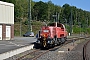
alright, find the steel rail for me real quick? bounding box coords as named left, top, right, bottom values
left=83, top=39, right=90, bottom=60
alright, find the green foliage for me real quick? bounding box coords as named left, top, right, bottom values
left=86, top=28, right=90, bottom=34
left=14, top=21, right=43, bottom=36
left=1, top=0, right=90, bottom=35
left=73, top=26, right=81, bottom=33
left=23, top=20, right=28, bottom=25
left=14, top=30, right=20, bottom=36
left=1, top=0, right=90, bottom=27
left=33, top=1, right=48, bottom=20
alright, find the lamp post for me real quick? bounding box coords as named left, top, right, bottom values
left=28, top=0, right=31, bottom=32
left=70, top=7, right=73, bottom=36
left=65, top=18, right=67, bottom=30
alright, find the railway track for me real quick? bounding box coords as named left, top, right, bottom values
left=83, top=38, right=90, bottom=60
left=6, top=36, right=90, bottom=60
left=16, top=49, right=48, bottom=60
left=15, top=38, right=74, bottom=60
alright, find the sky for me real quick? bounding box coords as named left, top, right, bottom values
left=33, top=0, right=90, bottom=11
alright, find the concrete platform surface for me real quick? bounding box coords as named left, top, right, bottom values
left=0, top=37, right=37, bottom=60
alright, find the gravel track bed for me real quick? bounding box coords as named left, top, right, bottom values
left=86, top=40, right=90, bottom=60
left=37, top=39, right=89, bottom=60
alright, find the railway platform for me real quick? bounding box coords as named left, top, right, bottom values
left=0, top=37, right=37, bottom=60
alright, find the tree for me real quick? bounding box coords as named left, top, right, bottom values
left=33, top=1, right=48, bottom=21
left=0, top=0, right=90, bottom=27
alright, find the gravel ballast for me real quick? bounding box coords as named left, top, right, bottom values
left=37, top=39, right=89, bottom=60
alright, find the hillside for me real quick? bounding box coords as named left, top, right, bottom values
left=14, top=21, right=43, bottom=36
left=14, top=20, right=90, bottom=37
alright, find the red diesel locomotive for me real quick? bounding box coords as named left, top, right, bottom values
left=35, top=22, right=68, bottom=48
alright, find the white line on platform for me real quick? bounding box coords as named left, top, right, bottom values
left=8, top=41, right=24, bottom=46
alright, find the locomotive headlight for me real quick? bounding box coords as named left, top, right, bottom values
left=48, top=40, right=50, bottom=43
left=43, top=34, right=46, bottom=37
left=48, top=40, right=53, bottom=44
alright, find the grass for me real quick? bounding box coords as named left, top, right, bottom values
left=66, top=25, right=90, bottom=35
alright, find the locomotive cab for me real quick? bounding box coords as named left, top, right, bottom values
left=36, top=26, right=54, bottom=48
